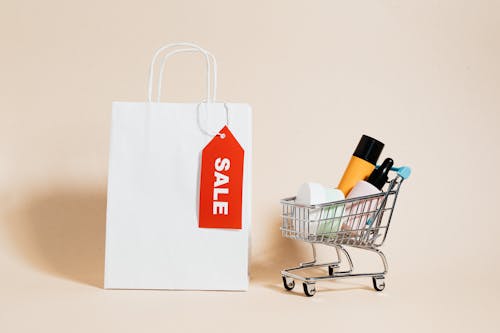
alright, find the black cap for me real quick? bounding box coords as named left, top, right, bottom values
left=353, top=135, right=384, bottom=165
left=367, top=158, right=394, bottom=190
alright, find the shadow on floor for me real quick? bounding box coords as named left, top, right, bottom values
left=249, top=218, right=377, bottom=294
left=6, top=187, right=107, bottom=288
left=6, top=191, right=376, bottom=293
left=249, top=216, right=315, bottom=291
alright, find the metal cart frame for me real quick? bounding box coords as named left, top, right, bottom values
left=280, top=166, right=410, bottom=296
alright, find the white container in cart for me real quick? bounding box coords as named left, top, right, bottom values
left=280, top=166, right=411, bottom=297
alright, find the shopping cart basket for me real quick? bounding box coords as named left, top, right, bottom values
left=280, top=166, right=411, bottom=296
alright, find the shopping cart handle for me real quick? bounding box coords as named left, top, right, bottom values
left=375, top=165, right=411, bottom=180
left=366, top=165, right=411, bottom=227
left=391, top=166, right=411, bottom=179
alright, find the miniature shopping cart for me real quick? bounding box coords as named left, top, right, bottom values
left=280, top=166, right=411, bottom=296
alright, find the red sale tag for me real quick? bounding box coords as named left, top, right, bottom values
left=199, top=126, right=244, bottom=229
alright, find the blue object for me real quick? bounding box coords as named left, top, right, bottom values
left=375, top=165, right=412, bottom=180
left=391, top=166, right=412, bottom=179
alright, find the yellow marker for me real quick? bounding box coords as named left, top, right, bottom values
left=337, top=135, right=384, bottom=196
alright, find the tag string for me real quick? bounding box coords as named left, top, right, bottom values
left=197, top=102, right=229, bottom=138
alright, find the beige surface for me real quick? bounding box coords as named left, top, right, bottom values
left=1, top=0, right=499, bottom=332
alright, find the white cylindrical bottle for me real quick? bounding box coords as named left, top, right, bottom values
left=344, top=181, right=381, bottom=230
left=342, top=158, right=393, bottom=231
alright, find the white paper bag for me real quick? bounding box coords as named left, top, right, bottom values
left=104, top=43, right=252, bottom=290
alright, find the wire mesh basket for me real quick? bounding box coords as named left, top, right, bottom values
left=280, top=166, right=411, bottom=296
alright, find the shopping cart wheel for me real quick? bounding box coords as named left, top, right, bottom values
left=282, top=276, right=295, bottom=291
left=303, top=283, right=316, bottom=297
left=372, top=276, right=385, bottom=291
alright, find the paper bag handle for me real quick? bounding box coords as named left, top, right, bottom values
left=156, top=48, right=217, bottom=103
left=147, top=42, right=217, bottom=103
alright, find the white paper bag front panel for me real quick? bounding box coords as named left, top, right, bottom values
left=105, top=102, right=252, bottom=290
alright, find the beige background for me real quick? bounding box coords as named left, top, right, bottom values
left=1, top=0, right=499, bottom=332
